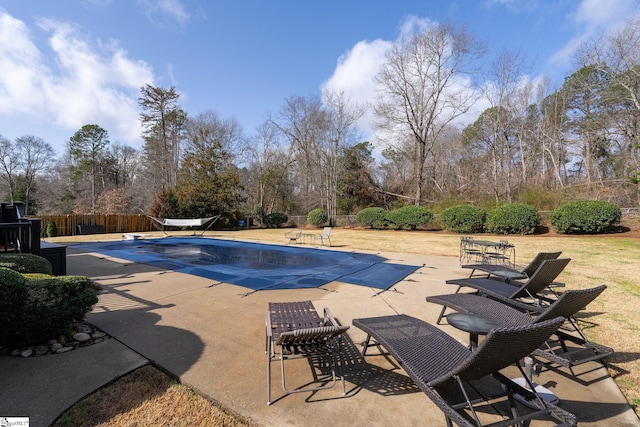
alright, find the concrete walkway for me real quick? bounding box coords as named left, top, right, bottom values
left=1, top=241, right=639, bottom=426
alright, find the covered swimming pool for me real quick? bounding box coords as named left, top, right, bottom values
left=75, top=237, right=420, bottom=292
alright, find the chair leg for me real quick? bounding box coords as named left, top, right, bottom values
left=267, top=351, right=272, bottom=405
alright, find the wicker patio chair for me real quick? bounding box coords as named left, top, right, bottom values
left=266, top=300, right=349, bottom=404
left=353, top=314, right=576, bottom=427
left=437, top=258, right=571, bottom=324
left=427, top=285, right=613, bottom=371
left=462, top=251, right=562, bottom=282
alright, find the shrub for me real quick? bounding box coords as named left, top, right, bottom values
left=550, top=200, right=621, bottom=234
left=485, top=203, right=540, bottom=235
left=0, top=253, right=52, bottom=275
left=385, top=205, right=434, bottom=230
left=262, top=212, right=288, bottom=228
left=0, top=268, right=28, bottom=343
left=46, top=219, right=58, bottom=237
left=307, top=208, right=328, bottom=226
left=19, top=275, right=99, bottom=345
left=440, top=205, right=486, bottom=233
left=355, top=207, right=388, bottom=229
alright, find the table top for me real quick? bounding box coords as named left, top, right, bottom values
left=464, top=239, right=513, bottom=248
left=447, top=312, right=502, bottom=335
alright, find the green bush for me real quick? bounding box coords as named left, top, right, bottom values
left=21, top=276, right=98, bottom=344
left=46, top=219, right=58, bottom=237
left=355, top=207, right=388, bottom=229
left=440, top=205, right=486, bottom=233
left=385, top=205, right=434, bottom=230
left=0, top=268, right=28, bottom=343
left=0, top=253, right=52, bottom=275
left=307, top=208, right=328, bottom=226
left=0, top=265, right=99, bottom=345
left=485, top=203, right=540, bottom=235
left=262, top=212, right=288, bottom=228
left=550, top=200, right=621, bottom=234
left=19, top=275, right=99, bottom=345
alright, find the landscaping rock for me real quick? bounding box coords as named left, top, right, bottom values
left=73, top=332, right=91, bottom=342
left=3, top=322, right=110, bottom=358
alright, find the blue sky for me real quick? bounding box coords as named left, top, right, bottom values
left=1, top=0, right=639, bottom=155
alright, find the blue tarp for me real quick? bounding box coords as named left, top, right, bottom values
left=75, top=237, right=420, bottom=292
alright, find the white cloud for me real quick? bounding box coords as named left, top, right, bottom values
left=321, top=39, right=391, bottom=139
left=0, top=10, right=154, bottom=147
left=137, top=0, right=190, bottom=28
left=0, top=12, right=48, bottom=115
left=549, top=0, right=639, bottom=68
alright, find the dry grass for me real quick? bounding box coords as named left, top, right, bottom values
left=54, top=365, right=257, bottom=427
left=49, top=221, right=640, bottom=422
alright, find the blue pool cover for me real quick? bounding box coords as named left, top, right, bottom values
left=75, top=237, right=420, bottom=292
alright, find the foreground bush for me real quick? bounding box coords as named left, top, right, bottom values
left=0, top=253, right=52, bottom=275
left=0, top=252, right=99, bottom=345
left=550, top=200, right=621, bottom=234
left=440, top=205, right=486, bottom=233
left=0, top=268, right=28, bottom=343
left=18, top=275, right=99, bottom=345
left=355, top=207, right=388, bottom=229
left=485, top=203, right=540, bottom=235
left=307, top=208, right=328, bottom=226
left=385, top=205, right=434, bottom=230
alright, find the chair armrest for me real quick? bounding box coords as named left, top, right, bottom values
left=266, top=310, right=273, bottom=338
left=323, top=307, right=340, bottom=327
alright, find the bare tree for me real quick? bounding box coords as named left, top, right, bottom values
left=0, top=135, right=20, bottom=203
left=245, top=121, right=296, bottom=217
left=15, top=135, right=55, bottom=213
left=579, top=18, right=640, bottom=189
left=321, top=89, right=366, bottom=223
left=273, top=95, right=327, bottom=213
left=374, top=20, right=486, bottom=204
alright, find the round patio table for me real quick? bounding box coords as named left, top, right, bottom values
left=446, top=312, right=501, bottom=350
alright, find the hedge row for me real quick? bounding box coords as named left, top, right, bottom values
left=355, top=206, right=434, bottom=230
left=440, top=200, right=622, bottom=234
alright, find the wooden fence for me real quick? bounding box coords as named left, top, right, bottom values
left=33, top=214, right=155, bottom=236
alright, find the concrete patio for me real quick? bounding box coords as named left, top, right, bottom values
left=2, top=237, right=638, bottom=426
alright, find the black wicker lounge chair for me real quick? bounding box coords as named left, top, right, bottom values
left=427, top=285, right=613, bottom=370
left=266, top=301, right=349, bottom=404
left=439, top=258, right=571, bottom=323
left=353, top=314, right=576, bottom=427
left=462, top=251, right=562, bottom=282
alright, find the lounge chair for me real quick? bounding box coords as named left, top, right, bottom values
left=440, top=258, right=571, bottom=321
left=462, top=251, right=562, bottom=282
left=427, top=285, right=613, bottom=369
left=316, top=226, right=332, bottom=246
left=353, top=314, right=576, bottom=427
left=266, top=300, right=349, bottom=404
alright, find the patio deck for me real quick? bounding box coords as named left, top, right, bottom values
left=14, top=238, right=639, bottom=426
